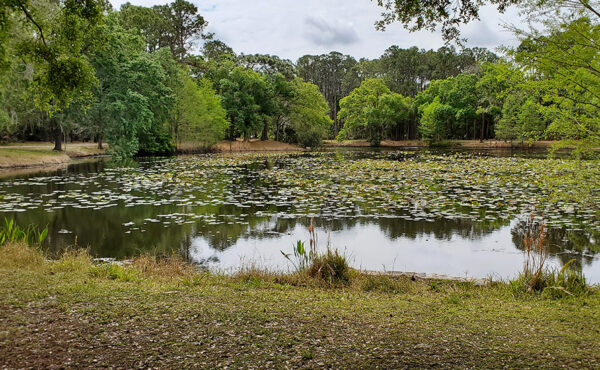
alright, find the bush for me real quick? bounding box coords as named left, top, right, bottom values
left=307, top=249, right=351, bottom=285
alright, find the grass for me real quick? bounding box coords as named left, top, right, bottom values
left=1, top=242, right=600, bottom=367
left=0, top=143, right=105, bottom=169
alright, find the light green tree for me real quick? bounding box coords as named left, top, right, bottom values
left=174, top=76, right=229, bottom=149
left=338, top=78, right=410, bottom=146
left=287, top=78, right=332, bottom=148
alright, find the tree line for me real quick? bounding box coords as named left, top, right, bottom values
left=1, top=0, right=598, bottom=158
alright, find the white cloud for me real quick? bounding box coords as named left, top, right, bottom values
left=304, top=16, right=359, bottom=47
left=109, top=0, right=525, bottom=61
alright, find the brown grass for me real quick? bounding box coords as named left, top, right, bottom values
left=0, top=143, right=106, bottom=169
left=213, top=139, right=303, bottom=152
left=0, top=242, right=45, bottom=269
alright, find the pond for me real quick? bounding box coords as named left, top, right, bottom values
left=1, top=149, right=599, bottom=282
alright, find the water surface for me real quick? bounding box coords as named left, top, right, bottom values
left=1, top=149, right=598, bottom=282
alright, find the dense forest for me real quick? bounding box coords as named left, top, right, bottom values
left=0, top=0, right=598, bottom=157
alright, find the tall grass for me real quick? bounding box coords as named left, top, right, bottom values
left=281, top=218, right=351, bottom=285
left=0, top=218, right=48, bottom=247
left=513, top=212, right=589, bottom=297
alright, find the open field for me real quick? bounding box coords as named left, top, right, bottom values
left=0, top=243, right=599, bottom=368
left=0, top=143, right=106, bottom=169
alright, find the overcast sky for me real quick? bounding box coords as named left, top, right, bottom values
left=108, top=0, right=523, bottom=62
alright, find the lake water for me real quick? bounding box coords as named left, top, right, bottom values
left=1, top=149, right=599, bottom=282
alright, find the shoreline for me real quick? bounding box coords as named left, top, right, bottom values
left=1, top=242, right=598, bottom=368
left=0, top=143, right=107, bottom=171
left=0, top=139, right=590, bottom=173
left=323, top=139, right=577, bottom=150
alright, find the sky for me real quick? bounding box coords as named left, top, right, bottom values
left=108, top=0, right=523, bottom=62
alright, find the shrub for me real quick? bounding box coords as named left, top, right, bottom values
left=307, top=249, right=351, bottom=285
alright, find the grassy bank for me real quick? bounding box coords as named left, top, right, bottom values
left=1, top=243, right=599, bottom=368
left=0, top=143, right=106, bottom=169
left=213, top=139, right=303, bottom=152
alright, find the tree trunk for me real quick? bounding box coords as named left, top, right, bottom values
left=480, top=114, right=485, bottom=143
left=97, top=134, right=103, bottom=150
left=261, top=120, right=268, bottom=141
left=333, top=103, right=338, bottom=135
left=52, top=118, right=62, bottom=151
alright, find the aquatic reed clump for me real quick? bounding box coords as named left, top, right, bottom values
left=0, top=218, right=47, bottom=247
left=513, top=212, right=589, bottom=297
left=281, top=218, right=351, bottom=285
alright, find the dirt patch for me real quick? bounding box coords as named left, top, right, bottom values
left=213, top=139, right=303, bottom=152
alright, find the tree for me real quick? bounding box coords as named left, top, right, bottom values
left=202, top=40, right=235, bottom=61
left=415, top=73, right=481, bottom=140
left=338, top=78, right=410, bottom=146
left=514, top=17, right=600, bottom=148
left=82, top=19, right=175, bottom=159
left=286, top=78, right=332, bottom=147
left=476, top=62, right=519, bottom=141
left=157, top=0, right=209, bottom=62
left=174, top=76, right=229, bottom=149
left=119, top=0, right=209, bottom=62
left=3, top=0, right=105, bottom=150
left=419, top=98, right=454, bottom=142
left=373, top=0, right=519, bottom=42
left=373, top=0, right=599, bottom=42
left=495, top=94, right=545, bottom=142
left=218, top=67, right=270, bottom=141
left=297, top=52, right=358, bottom=135
left=238, top=54, right=296, bottom=79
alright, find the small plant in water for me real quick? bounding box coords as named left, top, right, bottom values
left=514, top=212, right=589, bottom=297
left=281, top=218, right=317, bottom=271
left=281, top=218, right=351, bottom=285
left=521, top=212, right=548, bottom=291
left=0, top=218, right=48, bottom=247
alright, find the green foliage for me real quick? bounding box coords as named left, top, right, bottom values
left=286, top=78, right=332, bottom=147
left=496, top=95, right=545, bottom=141
left=119, top=0, right=209, bottom=61
left=218, top=66, right=271, bottom=140
left=338, top=78, right=410, bottom=146
left=0, top=218, right=48, bottom=247
left=418, top=98, right=452, bottom=142
left=281, top=240, right=313, bottom=271
left=10, top=0, right=104, bottom=113
left=174, top=76, right=229, bottom=148
left=374, top=0, right=517, bottom=42
left=83, top=20, right=175, bottom=159
left=308, top=249, right=351, bottom=285
left=514, top=17, right=600, bottom=151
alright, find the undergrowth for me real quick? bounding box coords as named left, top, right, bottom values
left=511, top=212, right=590, bottom=298
left=0, top=240, right=595, bottom=300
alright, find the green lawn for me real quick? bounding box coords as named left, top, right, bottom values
left=0, top=244, right=599, bottom=368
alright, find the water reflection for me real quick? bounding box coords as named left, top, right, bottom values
left=0, top=150, right=598, bottom=282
